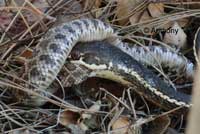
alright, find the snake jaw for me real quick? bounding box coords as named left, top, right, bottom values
left=71, top=57, right=108, bottom=70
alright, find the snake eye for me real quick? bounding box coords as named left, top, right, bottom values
left=82, top=54, right=100, bottom=65
left=70, top=51, right=81, bottom=60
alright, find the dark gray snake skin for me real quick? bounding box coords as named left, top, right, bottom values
left=23, top=18, right=192, bottom=108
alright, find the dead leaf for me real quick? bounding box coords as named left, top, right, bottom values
left=20, top=48, right=33, bottom=58
left=79, top=101, right=101, bottom=131
left=53, top=0, right=83, bottom=26
left=8, top=0, right=49, bottom=22
left=15, top=48, right=33, bottom=65
left=116, top=0, right=144, bottom=25
left=176, top=18, right=189, bottom=27
left=59, top=109, right=80, bottom=126
left=129, top=11, right=143, bottom=24
left=82, top=0, right=101, bottom=9
left=139, top=10, right=152, bottom=22
left=161, top=18, right=189, bottom=31
left=163, top=22, right=187, bottom=49
left=139, top=11, right=154, bottom=35
left=81, top=100, right=101, bottom=119
left=112, top=117, right=130, bottom=134
left=148, top=3, right=164, bottom=18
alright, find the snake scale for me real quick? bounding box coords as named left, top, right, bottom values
left=23, top=18, right=192, bottom=109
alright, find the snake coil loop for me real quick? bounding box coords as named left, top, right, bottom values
left=23, top=19, right=192, bottom=109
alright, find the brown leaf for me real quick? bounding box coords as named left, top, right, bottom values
left=15, top=48, right=33, bottom=65
left=148, top=3, right=164, bottom=18
left=111, top=117, right=142, bottom=134
left=116, top=0, right=144, bottom=25
left=8, top=0, right=49, bottom=22
left=129, top=11, right=143, bottom=24
left=139, top=11, right=153, bottom=35
left=19, top=48, right=33, bottom=58
left=81, top=0, right=102, bottom=18
left=53, top=0, right=83, bottom=26
left=160, top=17, right=189, bottom=31
left=163, top=22, right=187, bottom=48
left=139, top=10, right=152, bottom=22
left=94, top=0, right=102, bottom=8
left=83, top=0, right=101, bottom=9
left=79, top=101, right=101, bottom=131
left=59, top=109, right=80, bottom=126
left=81, top=100, right=101, bottom=121
left=112, top=117, right=130, bottom=134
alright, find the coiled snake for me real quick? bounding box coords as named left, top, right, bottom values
left=23, top=19, right=193, bottom=109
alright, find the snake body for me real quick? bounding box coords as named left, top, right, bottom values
left=24, top=19, right=192, bottom=108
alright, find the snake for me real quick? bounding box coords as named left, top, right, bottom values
left=22, top=18, right=193, bottom=109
